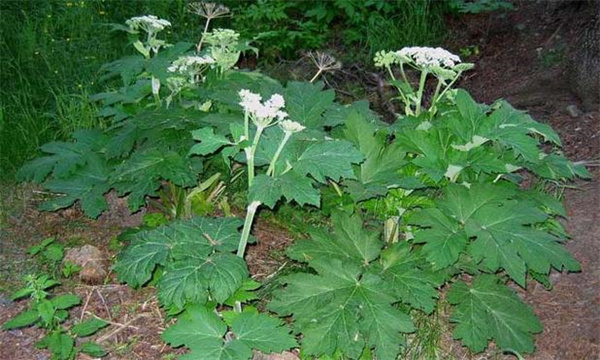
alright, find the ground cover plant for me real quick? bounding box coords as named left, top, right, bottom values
left=4, top=2, right=592, bottom=360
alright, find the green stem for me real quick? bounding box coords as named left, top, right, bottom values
left=428, top=78, right=444, bottom=115
left=415, top=70, right=428, bottom=116
left=386, top=65, right=411, bottom=115
left=237, top=201, right=261, bottom=258
left=246, top=125, right=264, bottom=187
left=436, top=71, right=462, bottom=103
left=266, top=132, right=291, bottom=176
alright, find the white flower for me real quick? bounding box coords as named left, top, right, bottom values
left=168, top=55, right=215, bottom=82
left=397, top=47, right=461, bottom=69
left=279, top=120, right=305, bottom=134
left=126, top=15, right=171, bottom=34
left=238, top=90, right=288, bottom=127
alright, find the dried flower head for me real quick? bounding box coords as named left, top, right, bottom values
left=308, top=51, right=342, bottom=73
left=126, top=15, right=171, bottom=34
left=188, top=2, right=230, bottom=20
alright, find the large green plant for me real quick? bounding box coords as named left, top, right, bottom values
left=16, top=7, right=589, bottom=360
left=269, top=47, right=589, bottom=358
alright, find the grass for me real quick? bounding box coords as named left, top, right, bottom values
left=0, top=0, right=200, bottom=180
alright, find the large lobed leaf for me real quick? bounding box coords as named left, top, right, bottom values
left=113, top=217, right=249, bottom=308
left=448, top=275, right=542, bottom=353
left=269, top=212, right=442, bottom=359
left=410, top=183, right=580, bottom=287
left=162, top=305, right=296, bottom=360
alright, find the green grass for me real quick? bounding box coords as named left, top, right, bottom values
left=0, top=0, right=201, bottom=180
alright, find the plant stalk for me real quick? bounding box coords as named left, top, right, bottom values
left=266, top=132, right=291, bottom=176
left=237, top=201, right=261, bottom=258
left=415, top=70, right=428, bottom=115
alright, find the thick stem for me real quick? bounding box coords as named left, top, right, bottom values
left=415, top=70, right=429, bottom=116
left=428, top=78, right=444, bottom=115
left=266, top=132, right=291, bottom=176
left=237, top=201, right=261, bottom=258
left=246, top=125, right=264, bottom=187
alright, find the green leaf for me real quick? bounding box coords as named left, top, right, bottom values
left=79, top=341, right=108, bottom=357
left=10, top=287, right=33, bottom=301
left=410, top=183, right=579, bottom=286
left=2, top=310, right=40, bottom=330
left=162, top=305, right=226, bottom=350
left=190, top=128, right=233, bottom=156
left=39, top=155, right=111, bottom=218
left=36, top=331, right=75, bottom=360
left=232, top=311, right=297, bottom=353
left=163, top=305, right=292, bottom=360
left=224, top=280, right=261, bottom=307
left=51, top=294, right=81, bottom=310
left=38, top=299, right=56, bottom=325
left=248, top=172, right=320, bottom=208
left=43, top=243, right=64, bottom=261
left=410, top=208, right=469, bottom=269
left=448, top=275, right=542, bottom=353
left=17, top=130, right=108, bottom=183
left=284, top=81, right=335, bottom=129
left=112, top=149, right=197, bottom=212
left=270, top=212, right=415, bottom=359
left=289, top=212, right=382, bottom=265
left=270, top=259, right=414, bottom=360
left=114, top=217, right=248, bottom=307
left=342, top=111, right=409, bottom=201
left=158, top=253, right=248, bottom=308
left=378, top=243, right=444, bottom=314
left=293, top=140, right=363, bottom=183
left=71, top=318, right=109, bottom=337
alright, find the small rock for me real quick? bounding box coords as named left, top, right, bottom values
left=566, top=104, right=582, bottom=118
left=63, top=245, right=108, bottom=284
left=252, top=351, right=300, bottom=360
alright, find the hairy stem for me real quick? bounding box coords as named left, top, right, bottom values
left=415, top=70, right=428, bottom=116
left=246, top=125, right=264, bottom=187
left=237, top=201, right=261, bottom=258
left=267, top=132, right=291, bottom=176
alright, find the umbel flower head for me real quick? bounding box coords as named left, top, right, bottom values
left=279, top=120, right=306, bottom=134
left=239, top=90, right=288, bottom=128
left=168, top=55, right=215, bottom=83
left=398, top=47, right=461, bottom=68
left=187, top=2, right=230, bottom=20
left=374, top=46, right=462, bottom=70
left=126, top=15, right=171, bottom=34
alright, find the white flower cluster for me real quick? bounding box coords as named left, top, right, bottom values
left=374, top=47, right=462, bottom=69
left=279, top=120, right=305, bottom=134
left=397, top=47, right=461, bottom=68
left=126, top=15, right=171, bottom=34
left=239, top=90, right=288, bottom=128
left=168, top=55, right=215, bottom=74
left=204, top=28, right=240, bottom=48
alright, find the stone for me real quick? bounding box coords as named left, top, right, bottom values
left=566, top=104, right=582, bottom=118
left=252, top=351, right=300, bottom=360
left=63, top=245, right=108, bottom=284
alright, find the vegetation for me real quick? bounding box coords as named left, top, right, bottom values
left=2, top=1, right=589, bottom=360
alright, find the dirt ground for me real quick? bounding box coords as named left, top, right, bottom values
left=1, top=1, right=598, bottom=359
